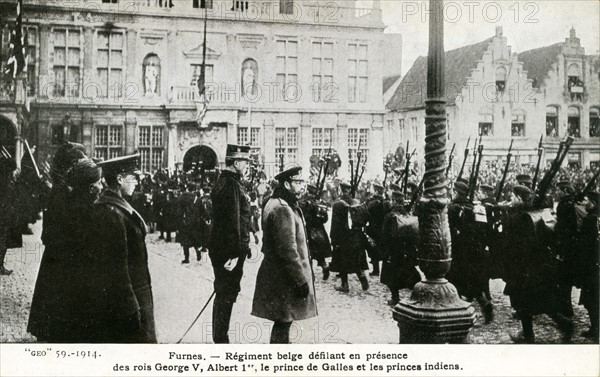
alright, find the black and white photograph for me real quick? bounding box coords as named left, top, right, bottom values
left=0, top=0, right=598, bottom=375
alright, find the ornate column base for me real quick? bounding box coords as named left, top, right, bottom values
left=393, top=279, right=475, bottom=344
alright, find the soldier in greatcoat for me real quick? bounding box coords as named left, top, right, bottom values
left=209, top=144, right=252, bottom=343
left=252, top=167, right=317, bottom=343
left=577, top=191, right=599, bottom=340
left=0, top=156, right=18, bottom=275
left=364, top=183, right=387, bottom=276
left=177, top=184, right=203, bottom=263
left=299, top=184, right=332, bottom=280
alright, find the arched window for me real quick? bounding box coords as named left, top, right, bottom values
left=567, top=63, right=584, bottom=100
left=567, top=106, right=581, bottom=138
left=478, top=108, right=494, bottom=136
left=590, top=107, right=600, bottom=137
left=511, top=109, right=526, bottom=137
left=143, top=54, right=161, bottom=95
left=545, top=105, right=558, bottom=137
left=495, top=66, right=507, bottom=92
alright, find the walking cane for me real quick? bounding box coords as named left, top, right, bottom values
left=176, top=290, right=216, bottom=344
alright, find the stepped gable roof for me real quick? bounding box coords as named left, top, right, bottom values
left=518, top=43, right=563, bottom=89
left=387, top=38, right=493, bottom=111
left=383, top=74, right=401, bottom=94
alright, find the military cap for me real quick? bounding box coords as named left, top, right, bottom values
left=454, top=181, right=469, bottom=196
left=516, top=174, right=533, bottom=185
left=557, top=180, right=573, bottom=189
left=585, top=191, right=600, bottom=206
left=225, top=144, right=251, bottom=161
left=66, top=158, right=101, bottom=188
left=340, top=181, right=352, bottom=190
left=391, top=190, right=404, bottom=200
left=393, top=167, right=403, bottom=175
left=97, top=153, right=141, bottom=176
left=373, top=183, right=384, bottom=192
left=513, top=185, right=533, bottom=199
left=457, top=177, right=470, bottom=186
left=347, top=198, right=361, bottom=207
left=406, top=181, right=418, bottom=190
left=480, top=184, right=494, bottom=192
left=307, top=183, right=318, bottom=193
left=275, top=166, right=303, bottom=183
left=389, top=183, right=402, bottom=193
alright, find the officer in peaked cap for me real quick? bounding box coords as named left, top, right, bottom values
left=453, top=181, right=470, bottom=199
left=209, top=143, right=252, bottom=343
left=92, top=152, right=157, bottom=342
left=516, top=174, right=533, bottom=189
left=479, top=184, right=497, bottom=205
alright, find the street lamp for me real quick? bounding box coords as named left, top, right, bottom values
left=393, top=0, right=475, bottom=344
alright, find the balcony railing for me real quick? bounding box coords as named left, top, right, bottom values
left=17, top=0, right=383, bottom=28
left=169, top=85, right=219, bottom=104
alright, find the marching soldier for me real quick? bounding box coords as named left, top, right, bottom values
left=178, top=184, right=202, bottom=263
left=380, top=185, right=421, bottom=306
left=0, top=157, right=18, bottom=275
left=299, top=184, right=332, bottom=280
left=447, top=181, right=494, bottom=323
left=330, top=181, right=352, bottom=248
left=209, top=144, right=252, bottom=344
left=364, top=183, right=386, bottom=276
left=577, top=191, right=599, bottom=340
left=198, top=185, right=213, bottom=254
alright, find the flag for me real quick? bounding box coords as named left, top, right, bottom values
left=196, top=6, right=209, bottom=128
left=5, top=0, right=27, bottom=79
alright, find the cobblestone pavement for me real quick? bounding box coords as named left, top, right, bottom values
left=1, top=221, right=597, bottom=344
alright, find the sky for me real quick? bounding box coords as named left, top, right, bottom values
left=367, top=0, right=600, bottom=76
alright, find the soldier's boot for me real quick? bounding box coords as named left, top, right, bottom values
left=212, top=296, right=234, bottom=344
left=166, top=232, right=172, bottom=242
left=0, top=266, right=12, bottom=275
left=159, top=232, right=165, bottom=240
left=370, top=261, right=380, bottom=277
left=335, top=274, right=350, bottom=293
left=477, top=292, right=494, bottom=324
left=582, top=308, right=599, bottom=339
left=270, top=321, right=292, bottom=344
left=510, top=315, right=535, bottom=344
left=551, top=312, right=574, bottom=343
left=388, top=290, right=400, bottom=306
left=0, top=248, right=11, bottom=275
left=182, top=248, right=190, bottom=264
left=195, top=248, right=202, bottom=262
left=322, top=262, right=330, bottom=281
left=358, top=272, right=370, bottom=291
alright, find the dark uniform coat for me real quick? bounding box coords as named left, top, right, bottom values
left=578, top=206, right=599, bottom=312
left=209, top=170, right=251, bottom=296
left=299, top=197, right=332, bottom=262
left=198, top=194, right=213, bottom=248
left=176, top=192, right=203, bottom=248
left=92, top=190, right=157, bottom=343
left=329, top=203, right=370, bottom=274
left=380, top=208, right=421, bottom=290
left=252, top=189, right=317, bottom=322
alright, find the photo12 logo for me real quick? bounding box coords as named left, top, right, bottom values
left=401, top=1, right=540, bottom=24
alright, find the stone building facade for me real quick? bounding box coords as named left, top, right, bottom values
left=386, top=27, right=600, bottom=173
left=0, top=0, right=401, bottom=180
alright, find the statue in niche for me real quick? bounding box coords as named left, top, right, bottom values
left=241, top=58, right=258, bottom=98
left=143, top=54, right=161, bottom=95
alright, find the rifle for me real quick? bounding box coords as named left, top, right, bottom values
left=402, top=148, right=416, bottom=195
left=446, top=142, right=456, bottom=177
left=382, top=160, right=390, bottom=189
left=495, top=139, right=514, bottom=202
left=534, top=136, right=574, bottom=207
left=468, top=143, right=484, bottom=202
left=580, top=169, right=600, bottom=197
left=351, top=137, right=363, bottom=197
left=356, top=158, right=367, bottom=190
left=317, top=140, right=333, bottom=195
left=468, top=136, right=481, bottom=186
left=457, top=136, right=471, bottom=182
left=279, top=139, right=284, bottom=173
left=531, top=134, right=544, bottom=191
left=408, top=177, right=425, bottom=213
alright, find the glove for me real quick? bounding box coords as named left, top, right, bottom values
left=293, top=282, right=310, bottom=298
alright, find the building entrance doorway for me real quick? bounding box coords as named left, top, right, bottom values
left=183, top=145, right=218, bottom=173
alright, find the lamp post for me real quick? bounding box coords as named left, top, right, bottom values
left=393, top=0, right=475, bottom=343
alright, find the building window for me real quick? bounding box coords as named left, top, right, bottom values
left=311, top=41, right=334, bottom=102
left=275, top=127, right=298, bottom=165
left=409, top=117, right=418, bottom=142
left=138, top=126, right=164, bottom=173
left=399, top=118, right=405, bottom=141
left=190, top=64, right=213, bottom=87
left=546, top=105, right=559, bottom=137
left=478, top=113, right=493, bottom=136
left=102, top=0, right=118, bottom=3
left=193, top=0, right=213, bottom=8
left=96, top=31, right=124, bottom=98
left=276, top=39, right=298, bottom=102
left=52, top=28, right=81, bottom=98
left=280, top=0, right=293, bottom=14
left=567, top=152, right=581, bottom=169
left=232, top=1, right=249, bottom=11
left=311, top=127, right=335, bottom=156
left=495, top=66, right=507, bottom=93
left=589, top=108, right=600, bottom=137
left=567, top=106, right=581, bottom=138
left=347, top=128, right=369, bottom=172
left=237, top=127, right=261, bottom=154
left=348, top=43, right=368, bottom=103
left=94, top=125, right=123, bottom=161
left=511, top=112, right=526, bottom=137
left=567, top=63, right=584, bottom=101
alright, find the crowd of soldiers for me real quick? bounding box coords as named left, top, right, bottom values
left=0, top=134, right=598, bottom=344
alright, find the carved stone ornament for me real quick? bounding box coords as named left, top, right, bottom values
left=140, top=30, right=167, bottom=46
left=237, top=34, right=264, bottom=50
left=178, top=125, right=221, bottom=152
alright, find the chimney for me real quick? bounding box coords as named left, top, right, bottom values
left=570, top=27, right=576, bottom=39
left=495, top=26, right=503, bottom=37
